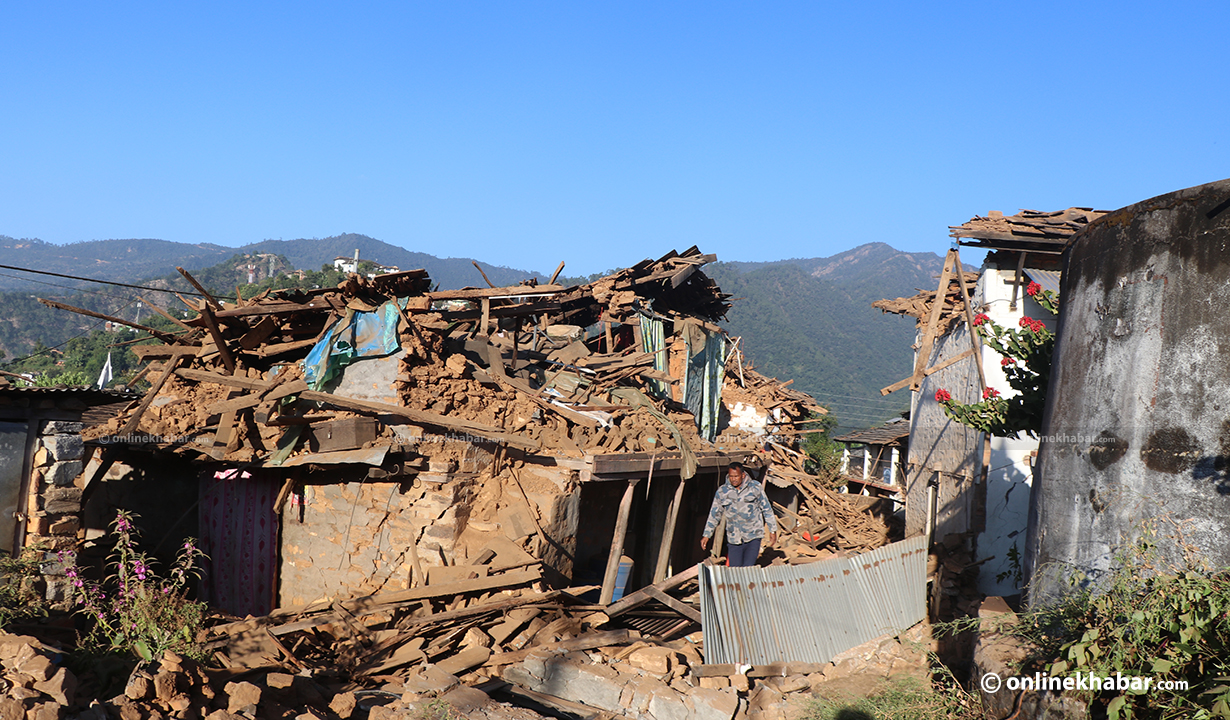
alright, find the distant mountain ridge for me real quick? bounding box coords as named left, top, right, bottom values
left=0, top=233, right=545, bottom=292
left=0, top=233, right=954, bottom=430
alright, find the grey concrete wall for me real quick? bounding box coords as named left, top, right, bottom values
left=1030, top=178, right=1230, bottom=602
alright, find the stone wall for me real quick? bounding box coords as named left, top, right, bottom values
left=24, top=421, right=88, bottom=605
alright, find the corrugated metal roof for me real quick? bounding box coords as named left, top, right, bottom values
left=833, top=420, right=909, bottom=446
left=0, top=385, right=139, bottom=402
left=699, top=534, right=927, bottom=664
left=1025, top=268, right=1062, bottom=297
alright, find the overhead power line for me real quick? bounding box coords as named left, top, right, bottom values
left=0, top=263, right=235, bottom=300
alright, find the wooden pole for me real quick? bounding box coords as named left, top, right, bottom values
left=653, top=475, right=688, bottom=583
left=1009, top=251, right=1027, bottom=311
left=599, top=478, right=640, bottom=605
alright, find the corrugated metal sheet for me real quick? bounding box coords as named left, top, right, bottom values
left=699, top=534, right=927, bottom=664
left=1025, top=268, right=1062, bottom=296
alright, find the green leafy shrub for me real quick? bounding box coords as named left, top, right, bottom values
left=0, top=543, right=50, bottom=627
left=977, top=525, right=1230, bottom=719
left=67, top=511, right=208, bottom=663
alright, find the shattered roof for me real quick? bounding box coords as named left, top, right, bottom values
left=62, top=247, right=820, bottom=468
left=871, top=271, right=980, bottom=335
left=949, top=207, right=1108, bottom=254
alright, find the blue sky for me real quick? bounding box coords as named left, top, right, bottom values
left=2, top=2, right=1228, bottom=276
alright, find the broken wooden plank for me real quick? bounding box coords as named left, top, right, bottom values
left=140, top=296, right=195, bottom=332
left=485, top=629, right=635, bottom=666
left=270, top=567, right=543, bottom=619
left=653, top=476, right=688, bottom=583
left=206, top=380, right=307, bottom=416
left=910, top=250, right=957, bottom=391
left=117, top=358, right=181, bottom=438
left=548, top=261, right=565, bottom=286
left=605, top=564, right=698, bottom=617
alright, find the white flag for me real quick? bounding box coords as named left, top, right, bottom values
left=96, top=352, right=113, bottom=389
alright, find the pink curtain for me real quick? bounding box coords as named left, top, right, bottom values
left=199, top=469, right=280, bottom=617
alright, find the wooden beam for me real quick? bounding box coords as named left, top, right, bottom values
left=176, top=266, right=225, bottom=311
left=485, top=629, right=634, bottom=667
left=879, top=347, right=976, bottom=396
left=472, top=260, right=496, bottom=288
left=653, top=476, right=688, bottom=583
left=606, top=563, right=699, bottom=617
left=140, top=296, right=194, bottom=332
left=199, top=304, right=236, bottom=375
left=118, top=358, right=180, bottom=438
left=1010, top=251, right=1027, bottom=311
left=426, top=284, right=565, bottom=301
left=954, top=249, right=988, bottom=392
left=206, top=380, right=306, bottom=416
left=270, top=567, right=542, bottom=619
left=910, top=250, right=957, bottom=391
left=548, top=261, right=565, bottom=286
left=38, top=299, right=180, bottom=344
left=599, top=478, right=640, bottom=605
left=645, top=586, right=701, bottom=624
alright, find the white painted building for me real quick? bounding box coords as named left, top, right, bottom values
left=879, top=208, right=1105, bottom=597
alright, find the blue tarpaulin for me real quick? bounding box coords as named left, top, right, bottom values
left=303, top=299, right=405, bottom=391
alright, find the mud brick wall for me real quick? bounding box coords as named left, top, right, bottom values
left=279, top=475, right=478, bottom=607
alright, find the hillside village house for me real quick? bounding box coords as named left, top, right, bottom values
left=875, top=208, right=1104, bottom=596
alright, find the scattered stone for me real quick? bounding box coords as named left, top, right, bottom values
left=223, top=682, right=262, bottom=715
left=33, top=667, right=76, bottom=706
left=327, top=691, right=356, bottom=719
left=264, top=673, right=295, bottom=690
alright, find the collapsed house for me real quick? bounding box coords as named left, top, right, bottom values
left=19, top=247, right=911, bottom=716
left=872, top=208, right=1105, bottom=597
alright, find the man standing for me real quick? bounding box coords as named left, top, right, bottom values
left=700, top=462, right=777, bottom=567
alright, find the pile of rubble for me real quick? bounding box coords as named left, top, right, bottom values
left=74, top=247, right=801, bottom=464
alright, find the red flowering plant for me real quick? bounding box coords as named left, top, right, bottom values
left=65, top=510, right=208, bottom=663
left=934, top=285, right=1059, bottom=438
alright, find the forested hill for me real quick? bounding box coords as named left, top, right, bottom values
left=710, top=243, right=974, bottom=431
